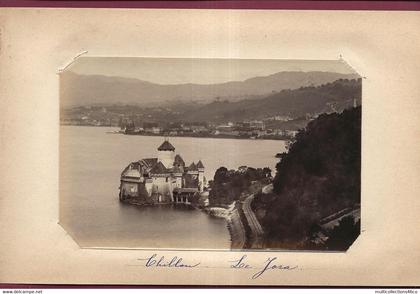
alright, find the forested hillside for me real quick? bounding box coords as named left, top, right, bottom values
left=253, top=106, right=361, bottom=249
left=182, top=78, right=361, bottom=122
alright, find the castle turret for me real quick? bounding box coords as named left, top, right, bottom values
left=174, top=154, right=185, bottom=168
left=197, top=160, right=205, bottom=192
left=173, top=165, right=183, bottom=188
left=157, top=140, right=175, bottom=169
left=187, top=162, right=198, bottom=174
left=196, top=160, right=204, bottom=171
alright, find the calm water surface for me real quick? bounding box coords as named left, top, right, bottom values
left=60, top=126, right=286, bottom=249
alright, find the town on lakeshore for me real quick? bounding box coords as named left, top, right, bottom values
left=61, top=105, right=302, bottom=141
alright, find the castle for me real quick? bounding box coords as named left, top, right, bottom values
left=119, top=139, right=205, bottom=204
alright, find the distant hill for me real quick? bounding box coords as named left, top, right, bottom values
left=60, top=71, right=359, bottom=107
left=181, top=78, right=362, bottom=122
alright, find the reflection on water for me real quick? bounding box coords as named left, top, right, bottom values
left=59, top=126, right=286, bottom=249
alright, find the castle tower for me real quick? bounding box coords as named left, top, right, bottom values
left=157, top=140, right=175, bottom=169
left=196, top=160, right=205, bottom=192
left=173, top=154, right=185, bottom=188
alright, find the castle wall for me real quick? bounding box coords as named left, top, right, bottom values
left=151, top=176, right=174, bottom=202
left=121, top=181, right=151, bottom=198
left=121, top=182, right=137, bottom=195
left=198, top=171, right=204, bottom=192
left=175, top=176, right=183, bottom=188
left=138, top=182, right=150, bottom=198
left=145, top=180, right=153, bottom=196
left=120, top=181, right=138, bottom=198
left=184, top=173, right=199, bottom=188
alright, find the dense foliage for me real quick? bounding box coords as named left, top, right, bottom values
left=324, top=216, right=360, bottom=251
left=254, top=106, right=361, bottom=247
left=208, top=167, right=272, bottom=207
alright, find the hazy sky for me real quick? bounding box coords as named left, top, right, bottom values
left=68, top=57, right=357, bottom=85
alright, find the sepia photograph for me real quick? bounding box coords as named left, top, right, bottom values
left=1, top=4, right=420, bottom=288
left=60, top=57, right=361, bottom=251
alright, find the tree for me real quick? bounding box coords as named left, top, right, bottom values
left=214, top=167, right=229, bottom=183
left=262, top=167, right=272, bottom=178
left=209, top=166, right=273, bottom=207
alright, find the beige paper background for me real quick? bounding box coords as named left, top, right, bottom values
left=0, top=8, right=419, bottom=286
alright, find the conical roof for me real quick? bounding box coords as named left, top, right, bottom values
left=196, top=160, right=205, bottom=169
left=174, top=154, right=185, bottom=166
left=157, top=140, right=175, bottom=151
left=188, top=162, right=197, bottom=171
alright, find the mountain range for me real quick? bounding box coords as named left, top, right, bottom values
left=60, top=71, right=359, bottom=107
left=180, top=78, right=362, bottom=122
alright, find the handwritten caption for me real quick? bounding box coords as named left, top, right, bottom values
left=136, top=254, right=298, bottom=279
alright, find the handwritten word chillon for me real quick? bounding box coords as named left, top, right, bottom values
left=138, top=254, right=201, bottom=268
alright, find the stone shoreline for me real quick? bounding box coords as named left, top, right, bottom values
left=204, top=203, right=246, bottom=249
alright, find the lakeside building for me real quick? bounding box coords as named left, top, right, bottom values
left=119, top=139, right=205, bottom=204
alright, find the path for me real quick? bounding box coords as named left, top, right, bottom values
left=242, top=192, right=265, bottom=249
left=229, top=209, right=246, bottom=249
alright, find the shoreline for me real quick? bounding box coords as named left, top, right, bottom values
left=60, top=124, right=293, bottom=141
left=124, top=132, right=291, bottom=142
left=204, top=204, right=246, bottom=249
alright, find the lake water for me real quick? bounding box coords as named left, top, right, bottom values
left=59, top=126, right=286, bottom=249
